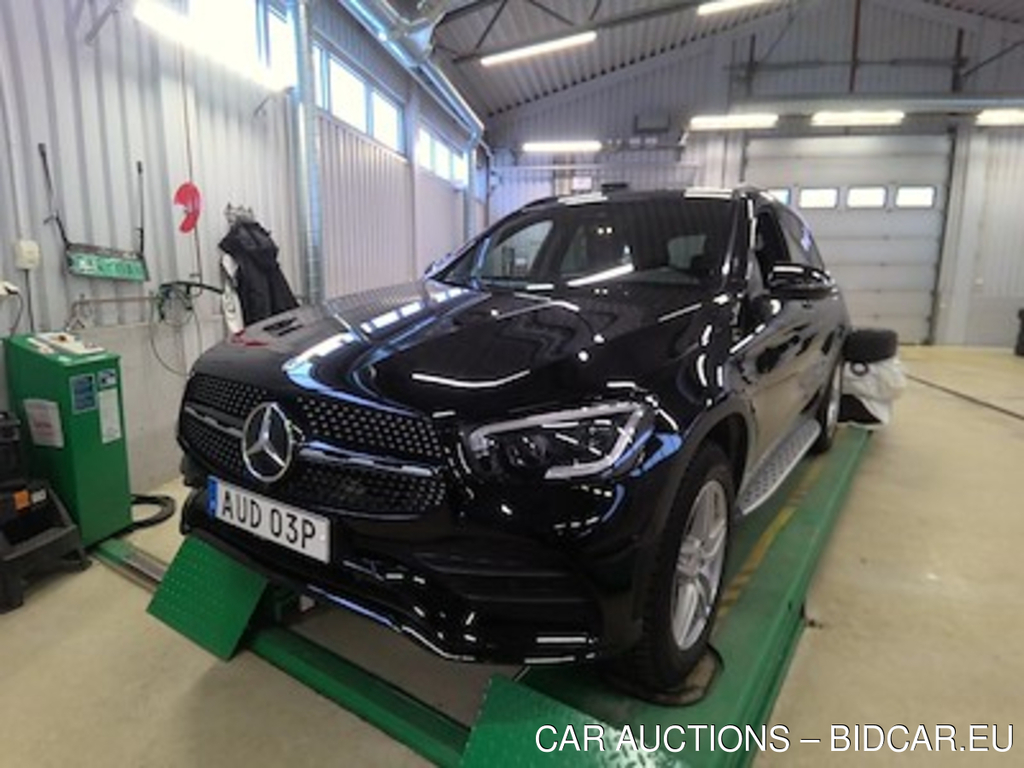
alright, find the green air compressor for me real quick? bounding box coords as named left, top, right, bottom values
left=5, top=333, right=132, bottom=546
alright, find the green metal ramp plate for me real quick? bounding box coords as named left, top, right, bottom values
left=147, top=537, right=268, bottom=659
left=462, top=428, right=870, bottom=767
left=463, top=677, right=671, bottom=767
left=250, top=627, right=468, bottom=767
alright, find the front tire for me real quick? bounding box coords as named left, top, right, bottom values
left=619, top=445, right=733, bottom=694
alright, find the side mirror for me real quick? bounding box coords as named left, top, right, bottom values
left=766, top=263, right=835, bottom=300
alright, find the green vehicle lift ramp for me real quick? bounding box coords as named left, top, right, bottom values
left=137, top=428, right=869, bottom=767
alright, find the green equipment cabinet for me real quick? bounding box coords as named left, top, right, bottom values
left=5, top=333, right=132, bottom=546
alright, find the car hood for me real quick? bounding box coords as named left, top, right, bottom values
left=194, top=279, right=712, bottom=419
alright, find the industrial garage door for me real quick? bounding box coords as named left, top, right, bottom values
left=744, top=136, right=952, bottom=343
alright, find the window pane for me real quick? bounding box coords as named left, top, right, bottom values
left=434, top=141, right=451, bottom=180
left=766, top=188, right=791, bottom=205
left=452, top=152, right=468, bottom=187
left=329, top=59, right=366, bottom=131
left=847, top=187, right=887, bottom=209
left=417, top=128, right=433, bottom=169
left=371, top=92, right=401, bottom=151
left=191, top=0, right=257, bottom=65
left=481, top=221, right=554, bottom=278
left=895, top=186, right=936, bottom=209
left=799, top=188, right=839, bottom=210
left=267, top=9, right=296, bottom=88
left=312, top=44, right=326, bottom=109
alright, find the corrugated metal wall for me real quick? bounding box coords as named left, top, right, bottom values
left=315, top=112, right=470, bottom=300
left=977, top=129, right=1024, bottom=299
left=314, top=0, right=475, bottom=297
left=0, top=0, right=476, bottom=487
left=415, top=171, right=464, bottom=274
left=0, top=0, right=301, bottom=486
left=956, top=127, right=1024, bottom=345
left=317, top=118, right=469, bottom=293
left=320, top=118, right=415, bottom=293
left=0, top=0, right=300, bottom=334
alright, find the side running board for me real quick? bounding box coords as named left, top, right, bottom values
left=737, top=420, right=821, bottom=516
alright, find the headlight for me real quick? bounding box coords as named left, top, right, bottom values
left=464, top=402, right=652, bottom=481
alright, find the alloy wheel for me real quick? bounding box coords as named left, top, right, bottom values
left=671, top=479, right=728, bottom=650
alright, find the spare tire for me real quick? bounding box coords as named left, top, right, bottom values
left=844, top=328, right=898, bottom=364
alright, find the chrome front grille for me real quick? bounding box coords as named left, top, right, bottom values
left=186, top=374, right=443, bottom=461
left=180, top=411, right=245, bottom=478
left=186, top=375, right=268, bottom=422
left=297, top=396, right=443, bottom=461
left=181, top=374, right=447, bottom=516
left=280, top=462, right=446, bottom=517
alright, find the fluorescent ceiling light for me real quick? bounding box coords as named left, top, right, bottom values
left=977, top=109, right=1024, bottom=126
left=812, top=110, right=905, bottom=127
left=133, top=0, right=293, bottom=91
left=522, top=140, right=602, bottom=154
left=689, top=113, right=779, bottom=131
left=481, top=31, right=597, bottom=67
left=698, top=0, right=778, bottom=16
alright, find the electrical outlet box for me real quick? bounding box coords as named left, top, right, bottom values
left=14, top=239, right=42, bottom=270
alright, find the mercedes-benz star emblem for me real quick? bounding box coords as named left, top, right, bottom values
left=242, top=403, right=297, bottom=483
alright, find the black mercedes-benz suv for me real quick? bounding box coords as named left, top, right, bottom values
left=178, top=188, right=848, bottom=693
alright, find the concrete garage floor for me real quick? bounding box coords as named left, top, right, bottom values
left=758, top=347, right=1024, bottom=766
left=0, top=347, right=1021, bottom=767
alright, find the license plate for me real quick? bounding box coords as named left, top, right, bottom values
left=209, top=479, right=330, bottom=564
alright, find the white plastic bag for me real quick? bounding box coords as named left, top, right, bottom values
left=842, top=357, right=906, bottom=428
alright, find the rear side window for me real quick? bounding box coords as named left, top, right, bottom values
left=667, top=234, right=709, bottom=270
left=778, top=208, right=825, bottom=269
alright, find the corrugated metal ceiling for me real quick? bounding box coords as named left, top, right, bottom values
left=429, top=0, right=1024, bottom=118
left=926, top=0, right=1024, bottom=24
left=432, top=0, right=802, bottom=116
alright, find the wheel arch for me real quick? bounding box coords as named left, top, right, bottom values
left=700, top=413, right=750, bottom=494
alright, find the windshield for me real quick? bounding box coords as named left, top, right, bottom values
left=439, top=198, right=735, bottom=290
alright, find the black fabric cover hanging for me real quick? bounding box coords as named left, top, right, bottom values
left=218, top=220, right=299, bottom=325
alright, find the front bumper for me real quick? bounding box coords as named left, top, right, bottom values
left=179, top=440, right=684, bottom=665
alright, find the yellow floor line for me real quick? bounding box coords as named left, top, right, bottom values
left=715, top=461, right=825, bottom=626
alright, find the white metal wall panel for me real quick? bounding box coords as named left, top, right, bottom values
left=976, top=130, right=1024, bottom=299
left=415, top=171, right=464, bottom=274
left=0, top=1, right=300, bottom=334
left=744, top=135, right=952, bottom=343
left=319, top=117, right=414, bottom=296
left=488, top=167, right=553, bottom=222
left=962, top=127, right=1024, bottom=345
left=0, top=0, right=299, bottom=487
left=485, top=140, right=730, bottom=236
